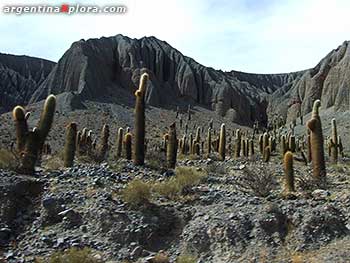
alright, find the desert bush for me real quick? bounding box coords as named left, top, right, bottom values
left=153, top=167, right=206, bottom=199
left=0, top=148, right=18, bottom=170
left=42, top=154, right=64, bottom=171
left=205, top=162, right=226, bottom=175
left=35, top=247, right=102, bottom=263
left=176, top=254, right=197, bottom=263
left=151, top=252, right=170, bottom=263
left=153, top=178, right=181, bottom=198
left=121, top=179, right=152, bottom=207
left=233, top=167, right=277, bottom=197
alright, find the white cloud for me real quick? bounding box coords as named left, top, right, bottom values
left=0, top=0, right=349, bottom=73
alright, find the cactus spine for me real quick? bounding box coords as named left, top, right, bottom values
left=133, top=73, right=149, bottom=165
left=218, top=124, right=226, bottom=161
left=167, top=122, right=177, bottom=168
left=63, top=122, right=77, bottom=167
left=284, top=151, right=295, bottom=193
left=306, top=100, right=326, bottom=178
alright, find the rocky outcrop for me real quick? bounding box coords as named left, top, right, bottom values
left=268, top=41, right=350, bottom=123
left=29, top=35, right=302, bottom=126
left=0, top=53, right=55, bottom=113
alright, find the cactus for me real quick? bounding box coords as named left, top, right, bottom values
left=307, top=132, right=312, bottom=162
left=263, top=132, right=269, bottom=154
left=289, top=135, right=296, bottom=152
left=133, top=73, right=149, bottom=165
left=242, top=138, right=246, bottom=157
left=195, top=127, right=201, bottom=143
left=96, top=124, right=109, bottom=162
left=258, top=134, right=263, bottom=154
left=207, top=128, right=212, bottom=156
left=306, top=100, right=326, bottom=178
left=209, top=119, right=213, bottom=129
left=330, top=118, right=338, bottom=164
left=283, top=151, right=295, bottom=193
left=12, top=106, right=28, bottom=152
left=63, top=122, right=77, bottom=167
left=338, top=136, right=344, bottom=158
left=249, top=139, right=254, bottom=156
left=234, top=129, right=241, bottom=158
left=13, top=95, right=56, bottom=174
left=281, top=135, right=287, bottom=157
left=263, top=146, right=271, bottom=162
left=187, top=104, right=191, bottom=121
left=37, top=95, right=56, bottom=152
left=218, top=123, right=226, bottom=161
left=167, top=122, right=177, bottom=168
left=124, top=132, right=132, bottom=160
left=116, top=128, right=124, bottom=158
left=194, top=142, right=200, bottom=156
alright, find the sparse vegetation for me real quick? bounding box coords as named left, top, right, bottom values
left=35, top=247, right=102, bottom=263
left=0, top=148, right=18, bottom=170
left=176, top=253, right=197, bottom=263
left=233, top=166, right=277, bottom=197
left=121, top=178, right=152, bottom=207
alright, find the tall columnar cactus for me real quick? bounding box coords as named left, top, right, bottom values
left=167, top=122, right=177, bottom=169
left=241, top=139, right=246, bottom=157
left=330, top=118, right=338, bottom=164
left=258, top=134, right=263, bottom=154
left=209, top=119, right=213, bottom=129
left=63, top=122, right=77, bottom=167
left=13, top=95, right=56, bottom=174
left=218, top=123, right=226, bottom=161
left=116, top=128, right=124, bottom=158
left=207, top=128, right=212, bottom=156
left=124, top=132, right=132, bottom=160
left=289, top=135, right=296, bottom=152
left=234, top=129, right=241, bottom=158
left=307, top=131, right=312, bottom=163
left=338, top=136, right=344, bottom=158
left=13, top=106, right=28, bottom=152
left=307, top=99, right=326, bottom=178
left=97, top=124, right=110, bottom=162
left=263, top=146, right=271, bottom=162
left=133, top=73, right=149, bottom=165
left=263, top=132, right=269, bottom=154
left=283, top=151, right=295, bottom=193
left=187, top=105, right=191, bottom=121
left=37, top=95, right=56, bottom=152
left=195, top=127, right=201, bottom=144
left=281, top=135, right=287, bottom=157
left=249, top=139, right=254, bottom=156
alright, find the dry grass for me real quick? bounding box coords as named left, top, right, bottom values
left=35, top=247, right=102, bottom=263
left=0, top=148, right=18, bottom=170
left=176, top=253, right=197, bottom=263
left=153, top=166, right=206, bottom=199
left=121, top=179, right=152, bottom=207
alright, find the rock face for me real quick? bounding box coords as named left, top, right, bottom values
left=0, top=53, right=55, bottom=113
left=29, top=35, right=302, bottom=126
left=2, top=36, right=350, bottom=126
left=268, top=41, right=350, bottom=123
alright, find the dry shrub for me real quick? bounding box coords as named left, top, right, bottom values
left=176, top=253, right=197, bottom=263
left=153, top=166, right=206, bottom=199
left=121, top=179, right=152, bottom=207
left=0, top=148, right=18, bottom=170
left=233, top=166, right=277, bottom=197
left=35, top=247, right=102, bottom=263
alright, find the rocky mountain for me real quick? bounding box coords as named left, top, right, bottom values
left=0, top=53, right=55, bottom=113
left=268, top=41, right=350, bottom=123
left=1, top=36, right=349, bottom=127
left=29, top=35, right=303, bottom=126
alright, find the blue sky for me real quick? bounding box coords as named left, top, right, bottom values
left=0, top=0, right=349, bottom=73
